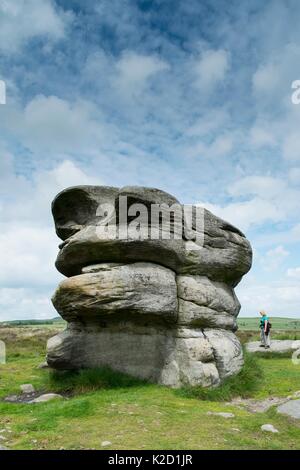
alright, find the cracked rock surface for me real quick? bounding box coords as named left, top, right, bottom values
left=47, top=185, right=252, bottom=387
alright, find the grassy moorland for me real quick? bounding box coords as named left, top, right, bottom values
left=238, top=317, right=300, bottom=332
left=0, top=324, right=300, bottom=450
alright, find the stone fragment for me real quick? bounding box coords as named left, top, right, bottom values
left=261, top=424, right=279, bottom=433
left=207, top=412, right=235, bottom=418
left=20, top=384, right=35, bottom=394
left=29, top=393, right=64, bottom=404
left=277, top=399, right=300, bottom=419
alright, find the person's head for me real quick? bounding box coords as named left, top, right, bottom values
left=259, top=310, right=267, bottom=317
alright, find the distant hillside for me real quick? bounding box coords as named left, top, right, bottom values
left=0, top=317, right=65, bottom=326
left=2, top=316, right=300, bottom=330
left=238, top=317, right=300, bottom=330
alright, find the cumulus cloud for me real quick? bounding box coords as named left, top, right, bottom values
left=287, top=267, right=300, bottom=279
left=252, top=62, right=280, bottom=95
left=289, top=167, right=300, bottom=183
left=237, top=277, right=300, bottom=318
left=0, top=287, right=55, bottom=321
left=255, top=223, right=300, bottom=249
left=194, top=49, right=229, bottom=91
left=249, top=126, right=277, bottom=148
left=0, top=226, right=60, bottom=288
left=0, top=152, right=99, bottom=224
left=114, top=51, right=169, bottom=96
left=1, top=94, right=113, bottom=158
left=282, top=132, right=300, bottom=161
left=199, top=175, right=300, bottom=233
left=185, top=132, right=234, bottom=160
left=199, top=198, right=283, bottom=233
left=186, top=108, right=230, bottom=137
left=22, top=95, right=106, bottom=155
left=261, top=245, right=289, bottom=272
left=0, top=0, right=71, bottom=53
left=0, top=156, right=98, bottom=320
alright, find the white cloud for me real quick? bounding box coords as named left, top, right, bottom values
left=0, top=0, right=70, bottom=53
left=252, top=62, right=280, bottom=95
left=282, top=132, right=300, bottom=161
left=237, top=276, right=300, bottom=317
left=289, top=167, right=300, bottom=184
left=23, top=95, right=105, bottom=154
left=255, top=223, right=300, bottom=248
left=287, top=267, right=300, bottom=279
left=0, top=226, right=61, bottom=288
left=185, top=133, right=234, bottom=159
left=200, top=198, right=283, bottom=233
left=228, top=176, right=286, bottom=199
left=249, top=126, right=277, bottom=148
left=251, top=42, right=300, bottom=164
left=0, top=158, right=98, bottom=321
left=2, top=95, right=109, bottom=156
left=115, top=51, right=169, bottom=95
left=0, top=287, right=56, bottom=321
left=262, top=245, right=289, bottom=271
left=205, top=176, right=300, bottom=232
left=186, top=108, right=230, bottom=137
left=0, top=155, right=99, bottom=224
left=194, top=49, right=229, bottom=90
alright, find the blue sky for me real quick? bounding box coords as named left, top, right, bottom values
left=1, top=0, right=300, bottom=320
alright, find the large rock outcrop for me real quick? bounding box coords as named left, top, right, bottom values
left=47, top=185, right=252, bottom=387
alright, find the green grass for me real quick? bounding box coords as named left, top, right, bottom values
left=45, top=367, right=149, bottom=394
left=1, top=325, right=300, bottom=450
left=238, top=317, right=300, bottom=331
left=176, top=352, right=264, bottom=401
left=237, top=329, right=300, bottom=345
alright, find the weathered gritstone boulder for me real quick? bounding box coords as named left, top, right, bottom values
left=47, top=185, right=252, bottom=388
left=52, top=262, right=178, bottom=323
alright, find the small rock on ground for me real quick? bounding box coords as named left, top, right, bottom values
left=207, top=412, right=235, bottom=418
left=29, top=393, right=63, bottom=404
left=277, top=399, right=300, bottom=419
left=228, top=396, right=288, bottom=413
left=101, top=441, right=112, bottom=447
left=37, top=362, right=49, bottom=369
left=20, top=384, right=35, bottom=394
left=261, top=424, right=279, bottom=433
left=4, top=395, right=19, bottom=403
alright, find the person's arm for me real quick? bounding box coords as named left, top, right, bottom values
left=264, top=320, right=268, bottom=333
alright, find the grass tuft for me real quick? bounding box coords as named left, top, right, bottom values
left=175, top=350, right=264, bottom=401
left=272, top=332, right=300, bottom=341
left=251, top=351, right=293, bottom=359
left=45, top=366, right=149, bottom=394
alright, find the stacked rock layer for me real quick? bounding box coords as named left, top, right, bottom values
left=47, top=186, right=252, bottom=388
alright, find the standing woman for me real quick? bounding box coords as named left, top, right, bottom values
left=259, top=310, right=271, bottom=349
